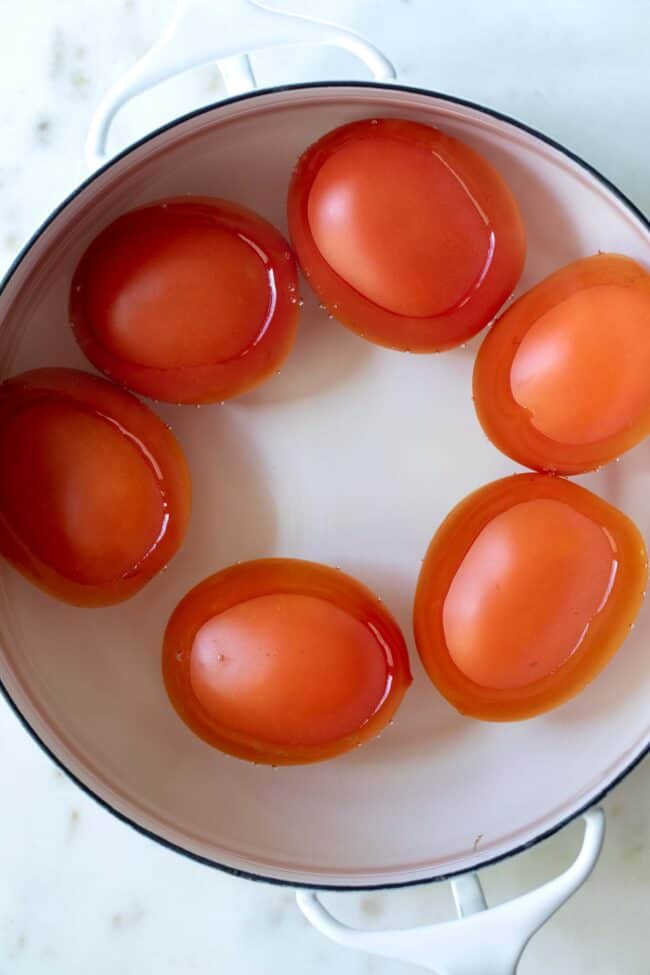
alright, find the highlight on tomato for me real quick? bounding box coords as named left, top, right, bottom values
left=473, top=253, right=650, bottom=474
left=414, top=474, right=647, bottom=721
left=70, top=198, right=300, bottom=404
left=163, top=558, right=412, bottom=764
left=288, top=118, right=526, bottom=352
left=0, top=368, right=191, bottom=606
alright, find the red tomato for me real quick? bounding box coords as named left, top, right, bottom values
left=414, top=475, right=647, bottom=721
left=473, top=254, right=650, bottom=473
left=288, top=118, right=525, bottom=351
left=70, top=198, right=300, bottom=403
left=163, top=559, right=412, bottom=764
left=0, top=368, right=191, bottom=606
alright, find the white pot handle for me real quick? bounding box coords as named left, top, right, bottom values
left=86, top=0, right=395, bottom=170
left=297, top=808, right=605, bottom=975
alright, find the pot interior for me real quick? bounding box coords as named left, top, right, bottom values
left=0, top=84, right=648, bottom=887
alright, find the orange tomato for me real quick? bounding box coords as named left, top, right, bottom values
left=163, top=559, right=412, bottom=764
left=473, top=254, right=650, bottom=474
left=288, top=118, right=525, bottom=351
left=70, top=198, right=300, bottom=403
left=414, top=474, right=647, bottom=720
left=0, top=368, right=190, bottom=606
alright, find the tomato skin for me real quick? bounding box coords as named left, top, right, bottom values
left=70, top=198, right=300, bottom=404
left=413, top=474, right=647, bottom=721
left=288, top=118, right=526, bottom=352
left=163, top=559, right=412, bottom=765
left=473, top=254, right=650, bottom=474
left=0, top=368, right=191, bottom=606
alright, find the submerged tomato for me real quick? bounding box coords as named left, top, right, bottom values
left=70, top=198, right=300, bottom=403
left=288, top=118, right=525, bottom=351
left=0, top=368, right=191, bottom=606
left=414, top=475, right=647, bottom=720
left=473, top=254, right=650, bottom=474
left=163, top=559, right=412, bottom=764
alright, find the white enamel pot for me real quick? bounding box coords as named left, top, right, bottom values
left=0, top=2, right=648, bottom=972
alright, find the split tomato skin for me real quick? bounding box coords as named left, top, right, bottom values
left=70, top=198, right=300, bottom=404
left=0, top=368, right=191, bottom=607
left=413, top=474, right=647, bottom=721
left=163, top=559, right=412, bottom=765
left=473, top=254, right=650, bottom=474
left=288, top=118, right=526, bottom=352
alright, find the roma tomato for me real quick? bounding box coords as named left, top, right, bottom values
left=70, top=198, right=300, bottom=403
left=288, top=118, right=525, bottom=351
left=0, top=368, right=190, bottom=606
left=414, top=474, right=647, bottom=721
left=473, top=254, right=650, bottom=474
left=163, top=559, right=412, bottom=764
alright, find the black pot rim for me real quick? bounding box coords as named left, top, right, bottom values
left=0, top=79, right=648, bottom=892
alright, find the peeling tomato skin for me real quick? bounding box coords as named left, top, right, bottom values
left=163, top=559, right=412, bottom=765
left=288, top=118, right=526, bottom=352
left=0, top=368, right=191, bottom=607
left=473, top=254, right=650, bottom=474
left=70, top=198, right=300, bottom=404
left=413, top=474, right=647, bottom=721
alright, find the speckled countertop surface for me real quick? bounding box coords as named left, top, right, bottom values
left=0, top=1, right=648, bottom=972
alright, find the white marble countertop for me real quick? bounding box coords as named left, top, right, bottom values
left=0, top=1, right=648, bottom=972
